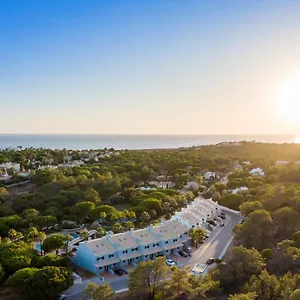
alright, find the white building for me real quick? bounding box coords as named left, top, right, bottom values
left=232, top=186, right=248, bottom=194
left=171, top=198, right=220, bottom=229
left=0, top=162, right=20, bottom=171
left=276, top=161, right=289, bottom=166
left=203, top=172, right=216, bottom=180
left=249, top=168, right=265, bottom=176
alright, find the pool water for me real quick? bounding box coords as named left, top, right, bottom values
left=69, top=233, right=79, bottom=239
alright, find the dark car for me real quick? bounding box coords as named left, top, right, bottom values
left=206, top=258, right=214, bottom=265
left=220, top=223, right=225, bottom=227
left=208, top=220, right=217, bottom=226
left=114, top=269, right=123, bottom=276
left=183, top=246, right=192, bottom=253
left=178, top=250, right=188, bottom=257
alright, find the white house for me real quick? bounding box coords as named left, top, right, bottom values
left=203, top=172, right=216, bottom=180
left=171, top=198, right=220, bottom=229
left=249, top=168, right=265, bottom=176
left=276, top=161, right=289, bottom=166
left=0, top=162, right=20, bottom=171
left=232, top=186, right=248, bottom=194
left=183, top=181, right=200, bottom=191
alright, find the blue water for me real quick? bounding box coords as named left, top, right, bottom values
left=70, top=233, right=79, bottom=239
left=0, top=134, right=296, bottom=150
left=35, top=244, right=41, bottom=250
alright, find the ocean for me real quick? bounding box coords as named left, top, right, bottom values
left=0, top=134, right=296, bottom=150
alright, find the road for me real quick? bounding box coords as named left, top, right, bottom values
left=64, top=210, right=242, bottom=299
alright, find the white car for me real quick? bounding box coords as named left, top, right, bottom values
left=165, top=258, right=176, bottom=266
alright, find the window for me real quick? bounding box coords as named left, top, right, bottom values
left=113, top=263, right=116, bottom=266
left=173, top=239, right=177, bottom=242
left=165, top=241, right=168, bottom=244
left=197, top=223, right=199, bottom=226
left=145, top=245, right=149, bottom=249
left=153, top=244, right=156, bottom=247
left=131, top=247, right=138, bottom=252
left=122, top=250, right=128, bottom=254
left=145, top=255, right=148, bottom=258
left=180, top=235, right=182, bottom=238
left=123, top=260, right=126, bottom=263
left=99, top=267, right=102, bottom=270
left=192, top=225, right=195, bottom=228
left=156, top=243, right=159, bottom=246
left=109, top=254, right=114, bottom=258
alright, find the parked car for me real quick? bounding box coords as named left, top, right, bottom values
left=178, top=250, right=188, bottom=257
left=208, top=220, right=217, bottom=226
left=206, top=257, right=214, bottom=265
left=114, top=269, right=123, bottom=276
left=184, top=246, right=192, bottom=253
left=166, top=258, right=176, bottom=266
left=208, top=224, right=214, bottom=231
left=239, top=219, right=244, bottom=224
left=120, top=268, right=128, bottom=274
left=220, top=223, right=225, bottom=227
left=205, top=234, right=210, bottom=238
left=58, top=295, right=67, bottom=300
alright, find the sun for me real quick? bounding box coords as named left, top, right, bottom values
left=276, top=75, right=300, bottom=125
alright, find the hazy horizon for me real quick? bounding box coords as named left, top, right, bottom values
left=1, top=1, right=300, bottom=135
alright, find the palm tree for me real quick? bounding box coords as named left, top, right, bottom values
left=64, top=234, right=73, bottom=254
left=80, top=230, right=89, bottom=241
left=96, top=227, right=106, bottom=238
left=26, top=227, right=39, bottom=242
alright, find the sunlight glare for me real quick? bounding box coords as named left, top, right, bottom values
left=277, top=75, right=300, bottom=125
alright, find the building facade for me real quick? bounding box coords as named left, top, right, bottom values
left=74, top=198, right=219, bottom=275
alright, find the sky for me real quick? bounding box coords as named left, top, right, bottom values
left=1, top=0, right=300, bottom=135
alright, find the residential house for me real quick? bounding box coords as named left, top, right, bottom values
left=203, top=172, right=216, bottom=180
left=0, top=162, right=20, bottom=171
left=249, top=168, right=265, bottom=176
left=232, top=186, right=248, bottom=194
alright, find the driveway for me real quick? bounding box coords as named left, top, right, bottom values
left=64, top=210, right=242, bottom=299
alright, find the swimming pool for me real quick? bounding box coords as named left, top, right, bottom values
left=35, top=244, right=41, bottom=251
left=69, top=233, right=79, bottom=239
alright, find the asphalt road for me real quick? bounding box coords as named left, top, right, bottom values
left=64, top=210, right=242, bottom=299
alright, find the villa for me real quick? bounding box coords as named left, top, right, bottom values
left=249, top=168, right=265, bottom=176
left=73, top=198, right=219, bottom=275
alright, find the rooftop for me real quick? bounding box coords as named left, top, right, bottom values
left=109, top=232, right=138, bottom=250
left=85, top=237, right=115, bottom=256
left=152, top=220, right=188, bottom=240
left=130, top=228, right=160, bottom=245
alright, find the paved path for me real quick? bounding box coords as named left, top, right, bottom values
left=64, top=210, right=242, bottom=299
